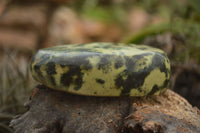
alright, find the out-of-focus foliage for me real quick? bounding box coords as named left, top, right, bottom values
left=0, top=50, right=35, bottom=133
left=125, top=0, right=200, bottom=64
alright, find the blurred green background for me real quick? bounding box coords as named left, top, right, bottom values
left=0, top=0, right=200, bottom=132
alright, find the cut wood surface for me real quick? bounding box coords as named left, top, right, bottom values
left=10, top=85, right=200, bottom=133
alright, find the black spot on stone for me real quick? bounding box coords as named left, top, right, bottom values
left=60, top=64, right=66, bottom=68
left=132, top=53, right=150, bottom=60
left=96, top=79, right=105, bottom=84
left=61, top=66, right=83, bottom=91
left=49, top=76, right=56, bottom=86
left=125, top=57, right=136, bottom=71
left=148, top=79, right=170, bottom=95
left=32, top=53, right=52, bottom=79
left=155, top=79, right=169, bottom=93
left=119, top=54, right=169, bottom=96
left=114, top=57, right=123, bottom=69
left=115, top=53, right=154, bottom=96
left=117, top=71, right=149, bottom=96
left=97, top=55, right=112, bottom=73
left=73, top=76, right=84, bottom=90
left=57, top=53, right=105, bottom=90
left=46, top=62, right=56, bottom=75
left=34, top=64, right=43, bottom=79
left=34, top=65, right=41, bottom=74
left=54, top=54, right=93, bottom=70
left=126, top=53, right=152, bottom=71
left=151, top=53, right=169, bottom=78
left=163, top=79, right=169, bottom=88
left=98, top=56, right=109, bottom=69
left=148, top=85, right=159, bottom=95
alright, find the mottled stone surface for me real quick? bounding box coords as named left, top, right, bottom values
left=31, top=43, right=170, bottom=96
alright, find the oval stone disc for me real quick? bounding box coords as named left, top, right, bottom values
left=30, top=43, right=170, bottom=97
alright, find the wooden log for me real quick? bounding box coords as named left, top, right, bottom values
left=10, top=85, right=200, bottom=133
left=123, top=90, right=200, bottom=132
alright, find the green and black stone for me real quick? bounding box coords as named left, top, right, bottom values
left=30, top=43, right=171, bottom=97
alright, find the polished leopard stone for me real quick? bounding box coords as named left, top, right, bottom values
left=30, top=43, right=170, bottom=96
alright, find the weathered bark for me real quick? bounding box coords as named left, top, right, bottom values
left=123, top=90, right=200, bottom=132
left=10, top=85, right=200, bottom=133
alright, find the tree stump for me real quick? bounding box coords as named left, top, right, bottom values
left=10, top=85, right=200, bottom=133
